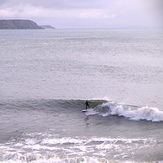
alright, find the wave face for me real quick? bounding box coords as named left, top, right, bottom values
left=45, top=99, right=163, bottom=122
left=30, top=99, right=163, bottom=122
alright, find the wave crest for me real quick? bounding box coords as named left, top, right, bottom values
left=87, top=101, right=163, bottom=122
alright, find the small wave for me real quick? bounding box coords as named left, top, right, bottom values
left=87, top=101, right=163, bottom=122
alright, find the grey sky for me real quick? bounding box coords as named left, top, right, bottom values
left=0, top=0, right=162, bottom=28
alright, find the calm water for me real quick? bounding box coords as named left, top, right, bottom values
left=0, top=29, right=163, bottom=162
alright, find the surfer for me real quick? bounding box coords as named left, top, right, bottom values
left=85, top=100, right=90, bottom=109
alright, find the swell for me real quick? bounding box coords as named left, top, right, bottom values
left=0, top=99, right=163, bottom=122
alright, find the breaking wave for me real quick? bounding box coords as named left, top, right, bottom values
left=1, top=99, right=163, bottom=122
left=86, top=101, right=163, bottom=122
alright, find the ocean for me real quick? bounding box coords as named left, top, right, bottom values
left=0, top=29, right=163, bottom=163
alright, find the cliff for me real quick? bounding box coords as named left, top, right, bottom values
left=0, top=19, right=43, bottom=29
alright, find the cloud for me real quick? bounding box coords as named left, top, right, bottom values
left=0, top=0, right=117, bottom=21
left=0, top=4, right=115, bottom=20
left=0, top=0, right=162, bottom=28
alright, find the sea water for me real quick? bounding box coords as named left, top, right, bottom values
left=0, top=29, right=163, bottom=162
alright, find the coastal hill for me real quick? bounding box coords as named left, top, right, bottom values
left=0, top=19, right=43, bottom=29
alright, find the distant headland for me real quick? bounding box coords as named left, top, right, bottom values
left=0, top=19, right=54, bottom=29
left=40, top=25, right=55, bottom=29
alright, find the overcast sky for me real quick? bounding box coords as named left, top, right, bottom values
left=0, top=0, right=162, bottom=28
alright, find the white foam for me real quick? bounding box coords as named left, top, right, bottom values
left=0, top=133, right=159, bottom=163
left=41, top=137, right=84, bottom=145
left=110, top=105, right=163, bottom=122
left=85, top=108, right=97, bottom=116
left=91, top=102, right=163, bottom=122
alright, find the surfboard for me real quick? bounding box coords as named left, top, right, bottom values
left=82, top=110, right=87, bottom=112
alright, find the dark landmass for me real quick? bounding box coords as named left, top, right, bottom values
left=40, top=25, right=55, bottom=29
left=0, top=19, right=43, bottom=29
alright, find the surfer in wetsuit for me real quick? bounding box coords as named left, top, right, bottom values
left=85, top=100, right=90, bottom=109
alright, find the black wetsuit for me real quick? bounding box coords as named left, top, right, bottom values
left=85, top=101, right=90, bottom=109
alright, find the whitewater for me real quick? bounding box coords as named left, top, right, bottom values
left=86, top=100, right=163, bottom=122
left=0, top=29, right=163, bottom=162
